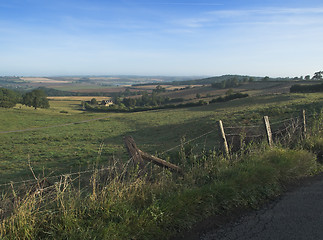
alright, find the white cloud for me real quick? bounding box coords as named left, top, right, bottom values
left=173, top=7, right=323, bottom=30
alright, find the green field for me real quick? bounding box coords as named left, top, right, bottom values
left=0, top=93, right=322, bottom=185
left=0, top=91, right=322, bottom=240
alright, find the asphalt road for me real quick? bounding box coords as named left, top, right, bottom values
left=201, top=173, right=323, bottom=240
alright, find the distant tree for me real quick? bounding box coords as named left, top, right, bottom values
left=225, top=89, right=234, bottom=96
left=249, top=77, right=254, bottom=82
left=231, top=77, right=239, bottom=86
left=113, top=96, right=121, bottom=105
left=90, top=98, right=97, bottom=105
left=124, top=88, right=131, bottom=96
left=196, top=93, right=201, bottom=99
left=122, top=97, right=136, bottom=107
left=23, top=89, right=49, bottom=109
left=211, top=78, right=240, bottom=89
left=153, top=85, right=166, bottom=94
left=305, top=75, right=311, bottom=80
left=0, top=87, right=20, bottom=108
left=312, top=71, right=323, bottom=80
left=262, top=76, right=270, bottom=81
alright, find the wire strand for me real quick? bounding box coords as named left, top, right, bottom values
left=224, top=125, right=260, bottom=129
left=160, top=129, right=216, bottom=155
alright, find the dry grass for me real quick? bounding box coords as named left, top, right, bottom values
left=48, top=96, right=112, bottom=101
left=69, top=87, right=128, bottom=93
left=20, top=78, right=71, bottom=84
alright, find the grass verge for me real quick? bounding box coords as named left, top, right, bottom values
left=0, top=141, right=321, bottom=239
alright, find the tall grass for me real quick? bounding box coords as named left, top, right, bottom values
left=1, top=137, right=321, bottom=239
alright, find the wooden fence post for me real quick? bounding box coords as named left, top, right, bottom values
left=263, top=116, right=273, bottom=147
left=218, top=120, right=229, bottom=157
left=124, top=136, right=145, bottom=169
left=302, top=109, right=307, bottom=138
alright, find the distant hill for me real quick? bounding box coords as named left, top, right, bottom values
left=36, top=87, right=114, bottom=97
left=133, top=75, right=293, bottom=86
left=36, top=87, right=78, bottom=96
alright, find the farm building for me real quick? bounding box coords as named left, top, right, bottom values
left=101, top=100, right=114, bottom=106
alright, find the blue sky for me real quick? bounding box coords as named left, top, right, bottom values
left=1, top=0, right=322, bottom=77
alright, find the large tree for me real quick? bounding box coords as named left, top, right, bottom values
left=23, top=89, right=50, bottom=109
left=0, top=87, right=20, bottom=108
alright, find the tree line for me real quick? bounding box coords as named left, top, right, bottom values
left=85, top=88, right=248, bottom=113
left=290, top=83, right=323, bottom=93
left=0, top=87, right=49, bottom=109
left=211, top=77, right=255, bottom=89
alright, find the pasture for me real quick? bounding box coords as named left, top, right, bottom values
left=0, top=92, right=322, bottom=185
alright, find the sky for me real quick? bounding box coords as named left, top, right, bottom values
left=0, top=0, right=323, bottom=77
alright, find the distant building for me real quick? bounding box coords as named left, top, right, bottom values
left=101, top=100, right=114, bottom=106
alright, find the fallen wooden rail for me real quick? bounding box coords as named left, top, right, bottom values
left=124, top=136, right=183, bottom=174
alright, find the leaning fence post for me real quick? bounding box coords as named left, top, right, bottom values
left=263, top=116, right=273, bottom=147
left=218, top=120, right=229, bottom=157
left=124, top=136, right=145, bottom=169
left=302, top=109, right=307, bottom=138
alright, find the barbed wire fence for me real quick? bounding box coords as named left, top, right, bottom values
left=0, top=109, right=321, bottom=191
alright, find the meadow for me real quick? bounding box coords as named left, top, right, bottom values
left=0, top=90, right=322, bottom=239
left=0, top=92, right=322, bottom=185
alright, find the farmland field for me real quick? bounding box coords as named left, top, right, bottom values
left=48, top=96, right=112, bottom=101
left=0, top=92, right=322, bottom=185
left=20, top=77, right=71, bottom=84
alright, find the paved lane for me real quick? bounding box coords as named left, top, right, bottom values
left=201, top=174, right=323, bottom=240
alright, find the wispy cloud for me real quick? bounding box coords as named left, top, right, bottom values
left=174, top=18, right=211, bottom=28
left=173, top=7, right=323, bottom=29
